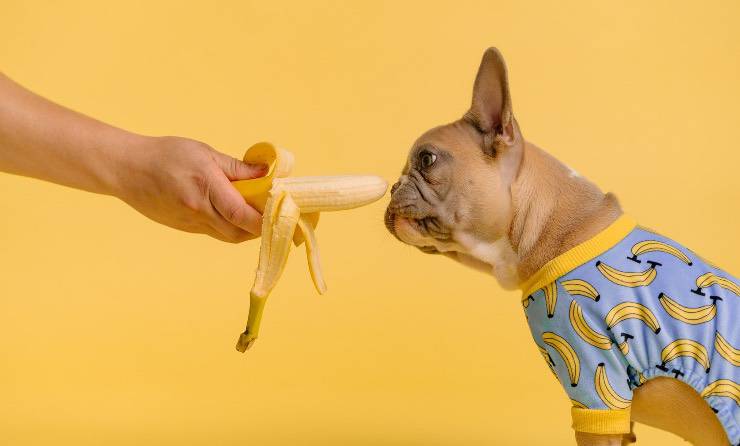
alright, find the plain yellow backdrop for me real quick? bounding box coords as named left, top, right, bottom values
left=1, top=1, right=738, bottom=445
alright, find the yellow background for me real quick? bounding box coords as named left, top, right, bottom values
left=1, top=2, right=738, bottom=445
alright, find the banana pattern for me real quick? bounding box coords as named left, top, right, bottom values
left=569, top=301, right=612, bottom=350
left=521, top=216, right=739, bottom=441
left=595, top=363, right=631, bottom=410
left=617, top=333, right=633, bottom=355
left=605, top=302, right=661, bottom=334
left=628, top=240, right=692, bottom=265
left=542, top=332, right=580, bottom=387
left=660, top=338, right=711, bottom=373
left=715, top=332, right=740, bottom=367
left=692, top=272, right=740, bottom=297
left=570, top=399, right=588, bottom=409
left=521, top=294, right=534, bottom=309
left=596, top=260, right=659, bottom=287
left=701, top=380, right=740, bottom=406
left=659, top=292, right=717, bottom=325
left=543, top=282, right=557, bottom=318
left=562, top=279, right=600, bottom=301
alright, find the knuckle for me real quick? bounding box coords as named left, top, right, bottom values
left=229, top=157, right=241, bottom=176
left=226, top=205, right=244, bottom=224
left=181, top=138, right=212, bottom=152
left=180, top=196, right=201, bottom=212
left=193, top=174, right=210, bottom=199
left=224, top=230, right=248, bottom=244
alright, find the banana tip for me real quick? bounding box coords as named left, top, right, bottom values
left=236, top=333, right=257, bottom=353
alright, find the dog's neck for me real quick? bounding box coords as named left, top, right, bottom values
left=509, top=141, right=622, bottom=281
left=456, top=140, right=622, bottom=291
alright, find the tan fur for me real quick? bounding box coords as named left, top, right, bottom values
left=385, top=48, right=730, bottom=445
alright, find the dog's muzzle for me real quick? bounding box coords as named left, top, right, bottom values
left=385, top=179, right=450, bottom=245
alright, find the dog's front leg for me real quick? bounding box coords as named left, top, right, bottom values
left=574, top=432, right=623, bottom=446
left=575, top=428, right=635, bottom=446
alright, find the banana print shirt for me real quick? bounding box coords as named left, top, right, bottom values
left=520, top=215, right=739, bottom=443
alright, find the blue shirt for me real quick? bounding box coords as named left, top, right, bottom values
left=521, top=215, right=739, bottom=441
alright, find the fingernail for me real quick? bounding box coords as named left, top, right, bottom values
left=246, top=163, right=268, bottom=173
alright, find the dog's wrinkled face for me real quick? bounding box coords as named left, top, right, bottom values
left=385, top=48, right=524, bottom=275
left=385, top=123, right=513, bottom=253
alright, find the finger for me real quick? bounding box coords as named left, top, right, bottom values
left=208, top=173, right=263, bottom=235
left=212, top=151, right=268, bottom=181
left=202, top=221, right=259, bottom=243
left=204, top=208, right=255, bottom=243
left=205, top=227, right=254, bottom=244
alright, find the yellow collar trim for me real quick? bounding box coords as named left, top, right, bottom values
left=519, top=214, right=637, bottom=297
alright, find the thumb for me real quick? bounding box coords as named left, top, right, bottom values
left=213, top=151, right=268, bottom=181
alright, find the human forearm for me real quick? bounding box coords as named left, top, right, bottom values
left=0, top=72, right=140, bottom=195
left=0, top=73, right=266, bottom=242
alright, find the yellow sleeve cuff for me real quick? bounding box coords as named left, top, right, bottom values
left=571, top=407, right=631, bottom=434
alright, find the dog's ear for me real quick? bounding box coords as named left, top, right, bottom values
left=464, top=47, right=515, bottom=154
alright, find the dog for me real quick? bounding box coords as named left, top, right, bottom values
left=384, top=48, right=738, bottom=446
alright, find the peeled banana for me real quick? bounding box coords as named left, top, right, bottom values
left=232, top=142, right=388, bottom=352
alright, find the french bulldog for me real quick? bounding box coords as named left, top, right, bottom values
left=384, top=48, right=734, bottom=446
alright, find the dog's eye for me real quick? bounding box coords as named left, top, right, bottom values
left=419, top=151, right=437, bottom=169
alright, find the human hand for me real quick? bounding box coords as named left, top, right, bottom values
left=114, top=136, right=267, bottom=243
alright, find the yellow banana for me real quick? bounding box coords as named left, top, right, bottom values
left=596, top=260, right=658, bottom=287
left=660, top=339, right=711, bottom=373
left=692, top=272, right=740, bottom=296
left=658, top=292, right=717, bottom=325
left=521, top=294, right=534, bottom=309
left=618, top=333, right=634, bottom=355
left=628, top=240, right=692, bottom=265
left=233, top=142, right=388, bottom=352
left=542, top=332, right=580, bottom=387
left=562, top=279, right=600, bottom=301
left=543, top=282, right=557, bottom=318
left=638, top=371, right=647, bottom=385
left=605, top=302, right=661, bottom=334
left=618, top=341, right=629, bottom=355
left=570, top=399, right=588, bottom=409
left=715, top=331, right=740, bottom=367
left=569, top=301, right=612, bottom=350
left=595, top=363, right=631, bottom=410
left=701, top=379, right=740, bottom=405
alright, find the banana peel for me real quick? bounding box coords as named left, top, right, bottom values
left=232, top=142, right=388, bottom=352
